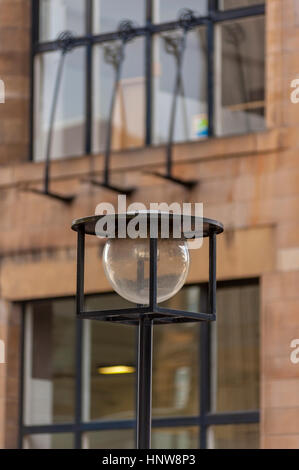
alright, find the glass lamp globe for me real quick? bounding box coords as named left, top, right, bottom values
left=102, top=238, right=190, bottom=305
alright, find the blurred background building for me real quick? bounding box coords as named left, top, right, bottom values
left=0, top=0, right=297, bottom=449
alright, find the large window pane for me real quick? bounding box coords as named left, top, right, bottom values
left=83, top=295, right=136, bottom=422
left=93, top=38, right=145, bottom=154
left=152, top=287, right=200, bottom=418
left=24, top=433, right=74, bottom=449
left=93, top=0, right=145, bottom=34
left=83, top=430, right=135, bottom=449
left=34, top=48, right=85, bottom=161
left=154, top=1, right=207, bottom=23
left=24, top=300, right=76, bottom=425
left=39, top=0, right=85, bottom=42
left=211, top=283, right=259, bottom=412
left=152, top=427, right=199, bottom=449
left=208, top=423, right=259, bottom=449
left=215, top=16, right=265, bottom=136
left=219, top=0, right=264, bottom=9
left=153, top=28, right=207, bottom=145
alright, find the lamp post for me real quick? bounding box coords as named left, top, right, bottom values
left=72, top=211, right=223, bottom=449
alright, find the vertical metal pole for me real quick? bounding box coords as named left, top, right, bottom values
left=18, top=305, right=26, bottom=449
left=85, top=0, right=93, bottom=154
left=137, top=317, right=153, bottom=449
left=30, top=0, right=39, bottom=161
left=76, top=228, right=85, bottom=317
left=208, top=232, right=216, bottom=316
left=199, top=285, right=210, bottom=449
left=136, top=237, right=156, bottom=449
left=145, top=0, right=153, bottom=146
left=207, top=19, right=214, bottom=138
left=75, top=228, right=85, bottom=449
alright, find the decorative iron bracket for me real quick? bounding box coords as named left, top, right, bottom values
left=26, top=31, right=76, bottom=203
left=86, top=20, right=137, bottom=195
left=148, top=9, right=198, bottom=189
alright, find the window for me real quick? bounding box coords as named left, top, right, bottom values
left=92, top=37, right=145, bottom=154
left=23, top=299, right=76, bottom=425
left=83, top=295, right=136, bottom=422
left=214, top=15, right=265, bottom=136
left=152, top=27, right=208, bottom=145
left=32, top=1, right=265, bottom=161
left=20, top=280, right=260, bottom=449
left=34, top=48, right=86, bottom=161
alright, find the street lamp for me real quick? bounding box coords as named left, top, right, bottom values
left=72, top=211, right=223, bottom=449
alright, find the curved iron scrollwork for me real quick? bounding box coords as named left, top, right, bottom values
left=118, top=19, right=138, bottom=43
left=178, top=8, right=197, bottom=31
left=87, top=20, right=137, bottom=195
left=103, top=41, right=124, bottom=69
left=56, top=30, right=76, bottom=54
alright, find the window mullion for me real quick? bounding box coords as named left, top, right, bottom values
left=145, top=0, right=153, bottom=146
left=85, top=0, right=93, bottom=154
left=207, top=19, right=215, bottom=138
left=209, top=0, right=219, bottom=12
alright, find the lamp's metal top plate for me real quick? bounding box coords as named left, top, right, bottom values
left=71, top=211, right=223, bottom=239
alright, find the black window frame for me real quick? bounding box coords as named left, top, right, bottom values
left=29, top=0, right=265, bottom=161
left=18, top=278, right=260, bottom=449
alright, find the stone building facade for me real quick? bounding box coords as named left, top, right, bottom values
left=0, top=0, right=298, bottom=449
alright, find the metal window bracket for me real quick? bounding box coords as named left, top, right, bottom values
left=147, top=9, right=198, bottom=190
left=84, top=21, right=136, bottom=195
left=25, top=31, right=76, bottom=203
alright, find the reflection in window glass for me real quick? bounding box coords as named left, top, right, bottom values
left=24, top=433, right=74, bottom=449
left=39, top=0, right=85, bottom=42
left=208, top=423, right=259, bottom=449
left=24, top=300, right=76, bottom=425
left=215, top=16, right=265, bottom=136
left=34, top=48, right=85, bottom=161
left=93, top=38, right=145, bottom=154
left=83, top=430, right=135, bottom=449
left=211, top=284, right=259, bottom=412
left=154, top=0, right=207, bottom=23
left=83, top=295, right=136, bottom=422
left=93, top=0, right=145, bottom=34
left=152, top=427, right=199, bottom=449
left=219, top=0, right=264, bottom=10
left=152, top=287, right=200, bottom=418
left=153, top=28, right=207, bottom=145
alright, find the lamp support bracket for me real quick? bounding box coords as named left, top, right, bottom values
left=86, top=21, right=137, bottom=194
left=25, top=31, right=76, bottom=203
left=147, top=9, right=199, bottom=189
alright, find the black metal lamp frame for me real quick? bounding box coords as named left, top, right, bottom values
left=72, top=213, right=223, bottom=449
